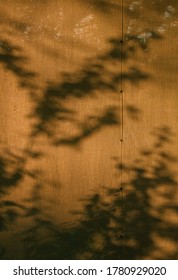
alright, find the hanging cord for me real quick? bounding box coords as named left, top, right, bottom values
left=120, top=0, right=124, bottom=260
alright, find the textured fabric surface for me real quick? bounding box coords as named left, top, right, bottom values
left=0, top=0, right=178, bottom=259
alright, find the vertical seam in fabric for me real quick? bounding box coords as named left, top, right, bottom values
left=120, top=0, right=124, bottom=260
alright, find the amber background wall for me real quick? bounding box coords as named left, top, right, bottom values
left=0, top=0, right=178, bottom=259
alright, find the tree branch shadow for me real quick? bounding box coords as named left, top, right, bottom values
left=20, top=126, right=178, bottom=260
left=0, top=0, right=177, bottom=259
